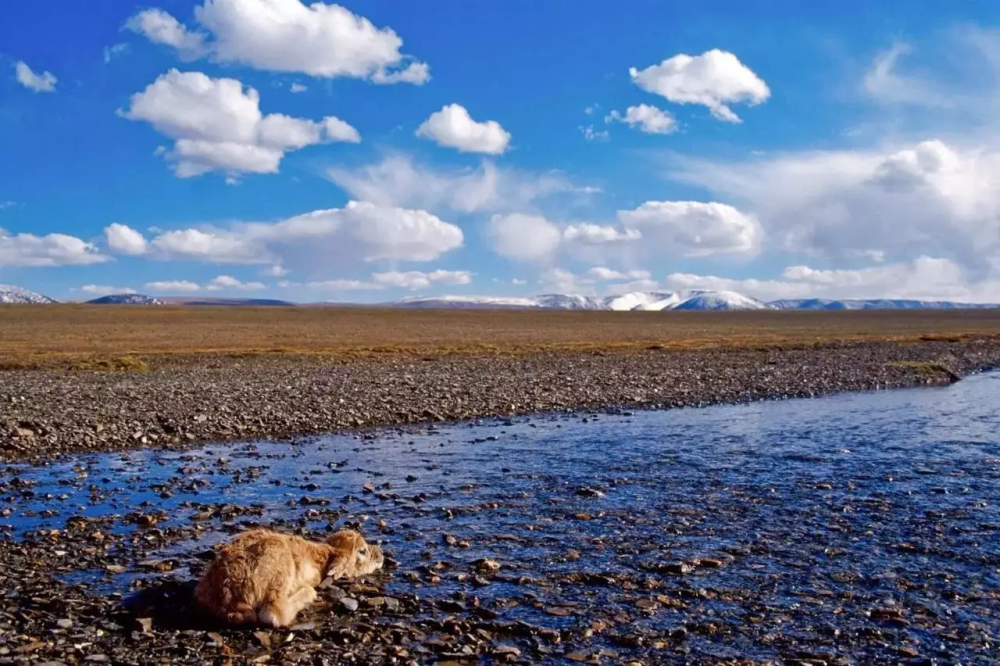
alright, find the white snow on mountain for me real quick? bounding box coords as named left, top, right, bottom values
left=392, top=295, right=544, bottom=309
left=0, top=284, right=57, bottom=304
left=673, top=291, right=771, bottom=311
left=393, top=290, right=775, bottom=311
left=87, top=293, right=164, bottom=305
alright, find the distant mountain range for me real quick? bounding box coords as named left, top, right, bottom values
left=391, top=290, right=1000, bottom=311
left=0, top=284, right=57, bottom=304
left=391, top=290, right=773, bottom=311
left=87, top=294, right=164, bottom=305
left=1, top=284, right=998, bottom=311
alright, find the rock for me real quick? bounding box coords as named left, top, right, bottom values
left=869, top=607, right=904, bottom=621
left=339, top=597, right=359, bottom=613
left=575, top=487, right=606, bottom=498
left=473, top=558, right=501, bottom=575
left=56, top=618, right=73, bottom=629
left=493, top=645, right=521, bottom=660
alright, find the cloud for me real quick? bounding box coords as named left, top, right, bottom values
left=580, top=125, right=610, bottom=142
left=308, top=269, right=471, bottom=291
left=563, top=224, right=641, bottom=245
left=125, top=9, right=209, bottom=60
left=538, top=268, right=596, bottom=294
left=103, top=43, right=130, bottom=64
left=0, top=229, right=107, bottom=267
left=104, top=223, right=149, bottom=256
left=606, top=104, right=677, bottom=134
left=206, top=275, right=265, bottom=290
left=327, top=154, right=575, bottom=214
left=146, top=280, right=201, bottom=292
left=121, top=70, right=359, bottom=178
left=105, top=201, right=463, bottom=274
left=370, top=61, right=430, bottom=85
left=862, top=42, right=947, bottom=107
left=586, top=267, right=651, bottom=281
left=491, top=203, right=755, bottom=264
left=668, top=138, right=1000, bottom=270
left=489, top=214, right=563, bottom=262
left=80, top=285, right=137, bottom=296
left=263, top=265, right=290, bottom=277
left=0, top=201, right=18, bottom=210
left=416, top=104, right=511, bottom=154
left=126, top=0, right=429, bottom=84
left=150, top=228, right=260, bottom=263
left=616, top=201, right=760, bottom=255
left=629, top=49, right=769, bottom=122
left=289, top=83, right=308, bottom=93
left=658, top=256, right=1000, bottom=303
left=14, top=61, right=57, bottom=93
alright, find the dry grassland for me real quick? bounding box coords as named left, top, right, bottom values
left=2, top=305, right=1000, bottom=370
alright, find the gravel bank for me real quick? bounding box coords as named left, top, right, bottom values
left=3, top=338, right=1000, bottom=462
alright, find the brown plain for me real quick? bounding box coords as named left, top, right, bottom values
left=2, top=305, right=1000, bottom=370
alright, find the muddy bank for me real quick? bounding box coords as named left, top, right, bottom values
left=4, top=339, right=1000, bottom=462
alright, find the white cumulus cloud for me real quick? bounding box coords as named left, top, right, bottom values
left=104, top=202, right=463, bottom=275
left=0, top=229, right=107, bottom=267
left=659, top=257, right=1000, bottom=304
left=104, top=223, right=149, bottom=256
left=416, top=104, right=511, bottom=155
left=126, top=0, right=429, bottom=84
left=14, top=61, right=57, bottom=93
left=606, top=104, right=677, bottom=134
left=617, top=201, right=760, bottom=255
left=489, top=214, right=563, bottom=262
left=207, top=275, right=265, bottom=290
left=121, top=69, right=359, bottom=178
left=125, top=9, right=210, bottom=60
left=629, top=49, right=769, bottom=122
left=668, top=138, right=1000, bottom=270
left=563, top=224, right=642, bottom=244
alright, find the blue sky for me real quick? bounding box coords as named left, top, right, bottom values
left=3, top=0, right=1000, bottom=302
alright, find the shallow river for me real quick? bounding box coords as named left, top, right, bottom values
left=3, top=373, right=1000, bottom=664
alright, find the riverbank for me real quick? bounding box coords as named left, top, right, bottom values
left=4, top=337, right=1000, bottom=462
left=2, top=371, right=999, bottom=665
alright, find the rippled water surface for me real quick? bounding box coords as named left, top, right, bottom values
left=3, top=374, right=1000, bottom=663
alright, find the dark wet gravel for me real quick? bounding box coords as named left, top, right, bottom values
left=3, top=339, right=1000, bottom=463
left=2, top=371, right=1000, bottom=665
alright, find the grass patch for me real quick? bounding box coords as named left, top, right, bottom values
left=0, top=305, right=998, bottom=371
left=0, top=354, right=150, bottom=373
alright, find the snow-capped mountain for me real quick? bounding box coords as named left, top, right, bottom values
left=390, top=291, right=999, bottom=311
left=87, top=294, right=164, bottom=305
left=0, top=284, right=57, bottom=304
left=392, top=290, right=776, bottom=311
left=771, top=298, right=998, bottom=310
left=673, top=291, right=771, bottom=311
left=393, top=295, right=545, bottom=309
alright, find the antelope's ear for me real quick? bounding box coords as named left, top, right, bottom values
left=327, top=530, right=363, bottom=553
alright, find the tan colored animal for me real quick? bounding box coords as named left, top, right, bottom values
left=194, top=529, right=384, bottom=627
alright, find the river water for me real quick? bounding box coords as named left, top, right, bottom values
left=3, top=373, right=999, bottom=663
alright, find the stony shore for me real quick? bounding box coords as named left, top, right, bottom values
left=3, top=338, right=1000, bottom=462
